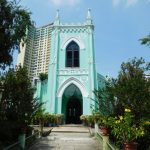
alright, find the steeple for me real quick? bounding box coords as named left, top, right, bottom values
left=56, top=9, right=60, bottom=20
left=86, top=9, right=92, bottom=25
left=54, top=9, right=60, bottom=25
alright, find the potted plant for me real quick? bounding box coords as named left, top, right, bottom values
left=93, top=113, right=101, bottom=123
left=98, top=115, right=110, bottom=136
left=34, top=107, right=49, bottom=135
left=87, top=115, right=94, bottom=127
left=108, top=108, right=145, bottom=150
left=56, top=114, right=64, bottom=126
left=80, top=115, right=88, bottom=126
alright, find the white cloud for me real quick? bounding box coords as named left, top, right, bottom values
left=49, top=0, right=81, bottom=6
left=112, top=0, right=121, bottom=7
left=126, top=0, right=138, bottom=7
left=113, top=0, right=150, bottom=7
left=112, top=0, right=138, bottom=7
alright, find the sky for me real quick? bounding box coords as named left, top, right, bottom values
left=18, top=0, right=150, bottom=77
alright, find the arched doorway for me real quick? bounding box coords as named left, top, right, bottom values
left=62, top=84, right=82, bottom=124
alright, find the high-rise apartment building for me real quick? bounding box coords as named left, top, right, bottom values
left=17, top=23, right=53, bottom=79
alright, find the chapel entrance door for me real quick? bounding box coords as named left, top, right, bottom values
left=66, top=97, right=81, bottom=124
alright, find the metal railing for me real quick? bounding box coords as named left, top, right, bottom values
left=3, top=141, right=20, bottom=150
left=3, top=132, right=39, bottom=150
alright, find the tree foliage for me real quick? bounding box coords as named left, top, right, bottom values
left=0, top=66, right=41, bottom=137
left=0, top=0, right=31, bottom=68
left=39, top=73, right=48, bottom=81
left=140, top=34, right=150, bottom=46
left=94, top=57, right=150, bottom=121
left=94, top=58, right=150, bottom=149
left=94, top=80, right=116, bottom=117
left=113, top=57, right=150, bottom=121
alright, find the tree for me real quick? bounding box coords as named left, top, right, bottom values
left=0, top=66, right=41, bottom=145
left=94, top=58, right=150, bottom=121
left=112, top=57, right=150, bottom=121
left=94, top=79, right=116, bottom=117
left=0, top=0, right=31, bottom=69
left=140, top=34, right=150, bottom=46
left=94, top=58, right=150, bottom=149
left=106, top=58, right=150, bottom=150
left=39, top=73, right=48, bottom=81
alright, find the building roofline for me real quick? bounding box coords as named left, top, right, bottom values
left=37, top=22, right=54, bottom=29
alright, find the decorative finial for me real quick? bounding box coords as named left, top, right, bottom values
left=87, top=8, right=92, bottom=20
left=86, top=8, right=92, bottom=25
left=54, top=9, right=60, bottom=25
left=56, top=9, right=59, bottom=20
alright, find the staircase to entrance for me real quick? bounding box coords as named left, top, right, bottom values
left=29, top=125, right=102, bottom=150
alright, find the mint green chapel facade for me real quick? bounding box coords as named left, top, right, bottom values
left=36, top=10, right=105, bottom=123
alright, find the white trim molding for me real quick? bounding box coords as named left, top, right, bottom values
left=57, top=77, right=88, bottom=98
left=61, top=37, right=85, bottom=50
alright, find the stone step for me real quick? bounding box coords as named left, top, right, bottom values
left=51, top=126, right=89, bottom=133
left=59, top=124, right=84, bottom=127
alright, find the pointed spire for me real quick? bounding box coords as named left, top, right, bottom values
left=87, top=8, right=92, bottom=20
left=54, top=9, right=60, bottom=26
left=55, top=9, right=60, bottom=20
left=86, top=9, right=92, bottom=25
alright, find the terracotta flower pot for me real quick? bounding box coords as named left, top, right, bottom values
left=100, top=127, right=109, bottom=136
left=123, top=142, right=137, bottom=150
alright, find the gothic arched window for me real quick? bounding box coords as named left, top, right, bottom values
left=66, top=41, right=79, bottom=67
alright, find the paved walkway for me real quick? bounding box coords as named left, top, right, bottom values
left=30, top=125, right=102, bottom=150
